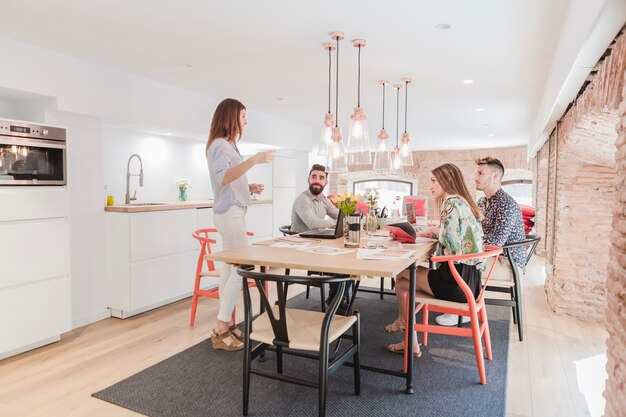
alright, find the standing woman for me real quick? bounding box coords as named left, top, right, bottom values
left=385, top=163, right=484, bottom=357
left=206, top=98, right=274, bottom=351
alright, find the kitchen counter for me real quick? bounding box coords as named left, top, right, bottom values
left=104, top=199, right=272, bottom=213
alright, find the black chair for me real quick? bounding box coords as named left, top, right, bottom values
left=484, top=234, right=541, bottom=341
left=278, top=224, right=327, bottom=311
left=238, top=267, right=360, bottom=417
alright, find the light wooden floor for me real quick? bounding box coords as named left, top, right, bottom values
left=0, top=257, right=608, bottom=417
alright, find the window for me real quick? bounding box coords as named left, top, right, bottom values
left=502, top=179, right=532, bottom=206
left=352, top=178, right=415, bottom=214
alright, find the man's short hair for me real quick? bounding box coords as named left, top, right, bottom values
left=309, top=164, right=328, bottom=176
left=475, top=156, right=504, bottom=178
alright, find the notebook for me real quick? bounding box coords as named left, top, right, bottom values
left=299, top=210, right=345, bottom=239
left=385, top=221, right=417, bottom=243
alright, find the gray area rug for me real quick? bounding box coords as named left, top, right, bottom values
left=93, top=291, right=510, bottom=417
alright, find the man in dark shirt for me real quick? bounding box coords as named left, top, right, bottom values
left=474, top=157, right=526, bottom=267
left=291, top=164, right=351, bottom=314
left=436, top=156, right=526, bottom=326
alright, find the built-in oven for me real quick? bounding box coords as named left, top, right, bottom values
left=0, top=119, right=66, bottom=185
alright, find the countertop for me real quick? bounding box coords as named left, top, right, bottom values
left=104, top=199, right=272, bottom=213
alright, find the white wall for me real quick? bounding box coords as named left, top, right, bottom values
left=0, top=36, right=314, bottom=331
left=0, top=37, right=312, bottom=152
left=530, top=0, right=626, bottom=156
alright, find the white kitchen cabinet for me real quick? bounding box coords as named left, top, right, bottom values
left=105, top=202, right=272, bottom=318
left=0, top=187, right=71, bottom=360
left=106, top=209, right=198, bottom=318
left=272, top=156, right=296, bottom=238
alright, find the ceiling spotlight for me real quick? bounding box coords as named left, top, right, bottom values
left=183, top=63, right=193, bottom=68
left=435, top=23, right=451, bottom=30
left=475, top=107, right=485, bottom=112
left=484, top=123, right=491, bottom=126
left=276, top=97, right=285, bottom=101
left=462, top=79, right=474, bottom=85
left=488, top=133, right=495, bottom=137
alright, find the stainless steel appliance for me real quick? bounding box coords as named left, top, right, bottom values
left=0, top=119, right=67, bottom=185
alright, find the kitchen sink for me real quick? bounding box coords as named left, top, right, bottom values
left=128, top=202, right=169, bottom=206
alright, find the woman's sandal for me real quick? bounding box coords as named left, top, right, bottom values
left=211, top=329, right=244, bottom=351
left=229, top=324, right=244, bottom=342
left=386, top=342, right=422, bottom=358
left=384, top=318, right=406, bottom=334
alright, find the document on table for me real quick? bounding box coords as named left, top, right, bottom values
left=357, top=248, right=416, bottom=261
left=271, top=241, right=312, bottom=248
left=362, top=240, right=403, bottom=249
left=297, top=246, right=354, bottom=256
left=275, top=235, right=321, bottom=243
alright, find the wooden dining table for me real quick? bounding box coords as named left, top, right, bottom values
left=206, top=236, right=437, bottom=394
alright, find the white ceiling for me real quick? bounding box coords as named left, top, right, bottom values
left=0, top=0, right=573, bottom=150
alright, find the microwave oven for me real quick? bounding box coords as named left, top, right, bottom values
left=0, top=119, right=67, bottom=186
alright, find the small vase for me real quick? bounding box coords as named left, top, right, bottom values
left=365, top=205, right=378, bottom=235
left=178, top=188, right=187, bottom=202
left=343, top=214, right=361, bottom=248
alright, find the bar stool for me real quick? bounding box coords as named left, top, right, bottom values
left=189, top=228, right=255, bottom=327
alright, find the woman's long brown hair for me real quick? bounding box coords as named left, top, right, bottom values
left=206, top=98, right=246, bottom=154
left=432, top=163, right=483, bottom=220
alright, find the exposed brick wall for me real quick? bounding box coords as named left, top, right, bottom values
left=543, top=114, right=617, bottom=321
left=533, top=32, right=624, bottom=324
left=330, top=146, right=529, bottom=219
left=534, top=133, right=554, bottom=255
left=604, top=65, right=626, bottom=417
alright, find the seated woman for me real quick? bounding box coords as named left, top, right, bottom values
left=385, top=163, right=485, bottom=357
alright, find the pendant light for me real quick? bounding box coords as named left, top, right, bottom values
left=317, top=42, right=335, bottom=156
left=400, top=77, right=414, bottom=166
left=390, top=83, right=403, bottom=176
left=327, top=31, right=348, bottom=173
left=346, top=39, right=372, bottom=165
left=373, top=80, right=392, bottom=172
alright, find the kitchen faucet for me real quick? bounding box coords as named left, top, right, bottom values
left=125, top=153, right=144, bottom=204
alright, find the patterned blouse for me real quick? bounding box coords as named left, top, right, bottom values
left=478, top=189, right=526, bottom=268
left=437, top=195, right=485, bottom=269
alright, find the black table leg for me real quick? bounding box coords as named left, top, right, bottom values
left=405, top=261, right=416, bottom=394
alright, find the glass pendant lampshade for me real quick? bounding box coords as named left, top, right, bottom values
left=400, top=77, right=414, bottom=166
left=346, top=39, right=372, bottom=165
left=327, top=31, right=348, bottom=173
left=318, top=42, right=336, bottom=156
left=373, top=80, right=392, bottom=172
left=328, top=126, right=348, bottom=173
left=390, top=83, right=403, bottom=176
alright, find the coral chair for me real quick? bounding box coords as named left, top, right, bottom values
left=402, top=245, right=502, bottom=385
left=189, top=228, right=255, bottom=327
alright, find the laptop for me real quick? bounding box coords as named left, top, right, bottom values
left=299, top=211, right=345, bottom=239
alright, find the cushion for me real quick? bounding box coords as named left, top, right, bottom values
left=406, top=197, right=427, bottom=217
left=519, top=204, right=535, bottom=218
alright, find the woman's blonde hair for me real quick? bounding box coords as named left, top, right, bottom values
left=432, top=163, right=483, bottom=220
left=206, top=98, right=246, bottom=154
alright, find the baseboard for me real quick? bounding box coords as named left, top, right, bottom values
left=71, top=309, right=112, bottom=329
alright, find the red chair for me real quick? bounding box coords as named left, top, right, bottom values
left=189, top=228, right=255, bottom=327
left=401, top=245, right=502, bottom=384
